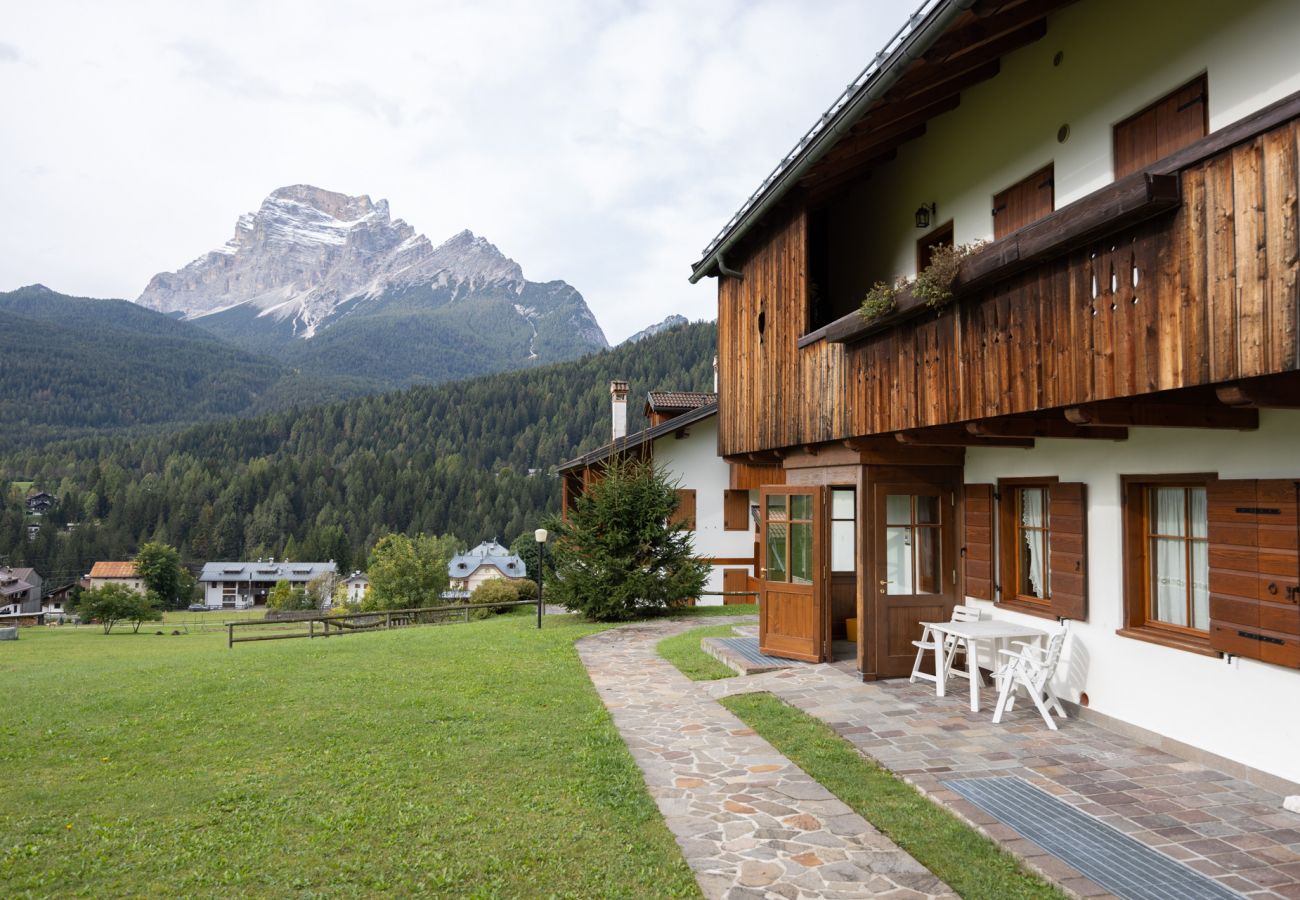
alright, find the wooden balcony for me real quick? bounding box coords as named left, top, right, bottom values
left=716, top=92, right=1300, bottom=457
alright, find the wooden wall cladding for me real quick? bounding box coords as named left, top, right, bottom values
left=717, top=120, right=1300, bottom=458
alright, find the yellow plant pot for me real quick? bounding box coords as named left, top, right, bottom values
left=845, top=617, right=858, bottom=642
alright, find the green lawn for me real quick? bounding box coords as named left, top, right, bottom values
left=656, top=624, right=743, bottom=681
left=721, top=693, right=1064, bottom=900
left=161, top=608, right=268, bottom=624
left=0, top=611, right=699, bottom=898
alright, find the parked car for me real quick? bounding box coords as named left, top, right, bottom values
left=186, top=603, right=208, bottom=612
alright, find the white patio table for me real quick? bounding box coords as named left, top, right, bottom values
left=922, top=619, right=1049, bottom=713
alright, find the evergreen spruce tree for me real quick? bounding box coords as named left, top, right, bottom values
left=547, top=457, right=708, bottom=621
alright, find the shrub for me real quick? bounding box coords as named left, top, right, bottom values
left=511, top=579, right=538, bottom=602
left=469, top=578, right=520, bottom=619
left=860, top=279, right=902, bottom=321
left=914, top=241, right=984, bottom=309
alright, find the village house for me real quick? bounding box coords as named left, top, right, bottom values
left=87, top=561, right=144, bottom=594
left=559, top=380, right=771, bottom=605
left=342, top=572, right=370, bottom=604
left=197, top=560, right=337, bottom=609
left=40, top=583, right=76, bottom=620
left=692, top=0, right=1300, bottom=788
left=444, top=540, right=527, bottom=601
left=24, top=490, right=54, bottom=516
left=0, top=566, right=42, bottom=616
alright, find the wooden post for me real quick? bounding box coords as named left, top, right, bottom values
left=385, top=612, right=392, bottom=630
left=227, top=623, right=233, bottom=649
left=310, top=619, right=315, bottom=640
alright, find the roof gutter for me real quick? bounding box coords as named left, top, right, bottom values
left=689, top=0, right=975, bottom=284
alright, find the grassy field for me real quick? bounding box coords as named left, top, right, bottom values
left=656, top=624, right=743, bottom=681
left=161, top=608, right=268, bottom=623
left=0, top=610, right=700, bottom=897
left=722, top=693, right=1064, bottom=900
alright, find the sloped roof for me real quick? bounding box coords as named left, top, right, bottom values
left=691, top=0, right=1073, bottom=281
left=197, top=561, right=338, bottom=583
left=646, top=391, right=716, bottom=414
left=90, top=561, right=138, bottom=579
left=448, top=541, right=527, bottom=579
left=557, top=400, right=718, bottom=474
left=0, top=578, right=34, bottom=597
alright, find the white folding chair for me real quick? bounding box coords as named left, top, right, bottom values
left=992, top=626, right=1069, bottom=730
left=910, top=605, right=984, bottom=686
left=940, top=605, right=984, bottom=684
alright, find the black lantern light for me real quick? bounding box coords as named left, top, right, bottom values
left=915, top=202, right=937, bottom=229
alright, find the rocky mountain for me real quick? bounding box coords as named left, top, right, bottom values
left=621, top=313, right=688, bottom=345
left=137, top=185, right=608, bottom=387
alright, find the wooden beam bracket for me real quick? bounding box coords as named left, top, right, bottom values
left=966, top=419, right=1130, bottom=440
left=895, top=428, right=1034, bottom=448
left=1064, top=402, right=1259, bottom=430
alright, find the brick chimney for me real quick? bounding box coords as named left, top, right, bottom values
left=610, top=380, right=629, bottom=441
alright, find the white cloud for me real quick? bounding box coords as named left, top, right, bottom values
left=0, top=1, right=909, bottom=342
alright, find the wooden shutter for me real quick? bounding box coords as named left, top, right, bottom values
left=992, top=164, right=1054, bottom=239
left=723, top=489, right=750, bottom=531
left=1048, top=482, right=1088, bottom=620
left=722, top=567, right=751, bottom=604
left=1209, top=479, right=1300, bottom=667
left=963, top=484, right=995, bottom=600
left=1114, top=74, right=1208, bottom=178
left=670, top=489, right=697, bottom=530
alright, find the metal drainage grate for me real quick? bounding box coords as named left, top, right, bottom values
left=944, top=777, right=1242, bottom=900
left=712, top=637, right=811, bottom=669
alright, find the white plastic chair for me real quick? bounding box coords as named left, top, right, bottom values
left=992, top=626, right=1069, bottom=730
left=910, top=605, right=983, bottom=686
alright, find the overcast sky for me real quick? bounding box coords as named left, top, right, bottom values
left=1, top=1, right=909, bottom=343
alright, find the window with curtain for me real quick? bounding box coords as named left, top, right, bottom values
left=1119, top=476, right=1214, bottom=655
left=1145, top=485, right=1209, bottom=631
left=998, top=482, right=1052, bottom=609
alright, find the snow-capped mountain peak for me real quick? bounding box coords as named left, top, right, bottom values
left=134, top=185, right=602, bottom=348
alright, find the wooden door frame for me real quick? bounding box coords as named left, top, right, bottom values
left=862, top=466, right=961, bottom=679
left=758, top=484, right=830, bottom=663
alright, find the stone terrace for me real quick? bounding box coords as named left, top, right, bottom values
left=706, top=660, right=1300, bottom=899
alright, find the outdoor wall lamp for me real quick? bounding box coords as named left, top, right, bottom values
left=915, top=202, right=937, bottom=229
left=534, top=528, right=548, bottom=629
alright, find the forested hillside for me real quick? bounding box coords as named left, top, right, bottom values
left=0, top=321, right=716, bottom=586
left=0, top=285, right=374, bottom=446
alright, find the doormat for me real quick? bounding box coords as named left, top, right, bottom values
left=944, top=776, right=1242, bottom=900
left=707, top=637, right=812, bottom=673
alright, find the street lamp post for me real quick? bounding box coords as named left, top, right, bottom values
left=534, top=528, right=548, bottom=629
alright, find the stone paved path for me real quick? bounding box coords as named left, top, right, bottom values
left=706, top=662, right=1300, bottom=899
left=577, top=617, right=954, bottom=900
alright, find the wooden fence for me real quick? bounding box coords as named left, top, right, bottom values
left=226, top=600, right=538, bottom=647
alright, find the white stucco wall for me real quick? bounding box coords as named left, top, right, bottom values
left=859, top=0, right=1300, bottom=282
left=962, top=409, right=1300, bottom=785
left=654, top=416, right=756, bottom=605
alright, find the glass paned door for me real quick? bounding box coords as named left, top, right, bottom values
left=758, top=485, right=827, bottom=663
left=872, top=478, right=957, bottom=679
